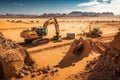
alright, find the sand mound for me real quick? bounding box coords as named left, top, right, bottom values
left=69, top=37, right=108, bottom=55
left=58, top=38, right=91, bottom=68
left=0, top=33, right=37, bottom=80
left=58, top=37, right=107, bottom=68
left=66, top=32, right=120, bottom=80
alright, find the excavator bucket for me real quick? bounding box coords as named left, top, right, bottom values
left=68, top=37, right=84, bottom=55
left=53, top=35, right=62, bottom=42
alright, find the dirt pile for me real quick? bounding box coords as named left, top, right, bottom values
left=68, top=37, right=108, bottom=55
left=68, top=37, right=92, bottom=55
left=17, top=65, right=59, bottom=80
left=0, top=32, right=37, bottom=80
left=58, top=37, right=107, bottom=68
left=66, top=32, right=120, bottom=80
left=58, top=37, right=92, bottom=68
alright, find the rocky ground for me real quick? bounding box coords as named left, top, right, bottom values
left=66, top=32, right=120, bottom=80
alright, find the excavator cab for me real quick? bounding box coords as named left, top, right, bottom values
left=93, top=28, right=99, bottom=32
left=33, top=27, right=48, bottom=36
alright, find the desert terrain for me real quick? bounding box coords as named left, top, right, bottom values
left=0, top=17, right=120, bottom=80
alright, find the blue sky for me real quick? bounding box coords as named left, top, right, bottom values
left=0, top=0, right=119, bottom=15
left=0, top=0, right=88, bottom=14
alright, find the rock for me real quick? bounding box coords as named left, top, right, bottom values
left=41, top=66, right=49, bottom=74
left=19, top=73, right=25, bottom=78
left=47, top=65, right=51, bottom=70
left=54, top=69, right=58, bottom=72
left=37, top=72, right=41, bottom=75
left=24, top=71, right=30, bottom=75
left=31, top=74, right=36, bottom=78
left=42, top=69, right=48, bottom=74
left=50, top=71, right=54, bottom=76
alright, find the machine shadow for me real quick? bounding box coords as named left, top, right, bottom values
left=19, top=42, right=48, bottom=48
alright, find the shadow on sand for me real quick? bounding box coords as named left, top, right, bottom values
left=56, top=40, right=92, bottom=68
left=19, top=42, right=48, bottom=48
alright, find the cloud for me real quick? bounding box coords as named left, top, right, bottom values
left=14, top=2, right=24, bottom=6
left=77, top=0, right=120, bottom=15
left=103, top=0, right=109, bottom=1
left=77, top=1, right=100, bottom=7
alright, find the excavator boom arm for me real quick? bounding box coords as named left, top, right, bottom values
left=53, top=17, right=60, bottom=36
left=43, top=17, right=60, bottom=37
left=43, top=18, right=53, bottom=28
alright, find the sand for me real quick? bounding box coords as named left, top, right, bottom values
left=0, top=17, right=120, bottom=80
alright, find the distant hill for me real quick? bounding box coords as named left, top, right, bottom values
left=0, top=11, right=114, bottom=18
left=69, top=11, right=114, bottom=17
left=0, top=14, right=40, bottom=18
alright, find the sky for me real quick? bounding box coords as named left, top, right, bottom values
left=0, top=0, right=120, bottom=15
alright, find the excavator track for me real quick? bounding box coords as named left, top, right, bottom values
left=32, top=38, right=49, bottom=46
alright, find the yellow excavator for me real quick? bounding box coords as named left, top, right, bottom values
left=83, top=21, right=102, bottom=38
left=20, top=17, right=62, bottom=45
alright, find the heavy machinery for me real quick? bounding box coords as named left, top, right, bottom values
left=83, top=22, right=102, bottom=38
left=20, top=17, right=62, bottom=45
